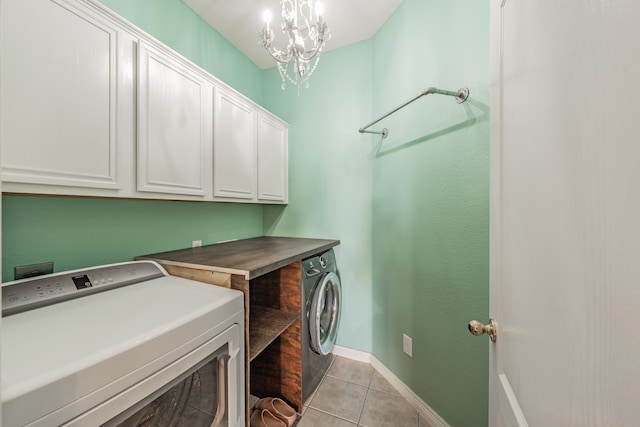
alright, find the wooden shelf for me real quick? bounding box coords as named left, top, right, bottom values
left=249, top=306, right=300, bottom=361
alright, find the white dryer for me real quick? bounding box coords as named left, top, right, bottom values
left=1, top=260, right=245, bottom=427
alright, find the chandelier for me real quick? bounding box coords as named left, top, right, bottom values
left=260, top=0, right=330, bottom=91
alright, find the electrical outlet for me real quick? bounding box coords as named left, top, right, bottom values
left=403, top=334, right=413, bottom=357
left=192, top=240, right=202, bottom=248
left=15, top=262, right=54, bottom=280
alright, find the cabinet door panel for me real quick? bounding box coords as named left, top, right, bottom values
left=213, top=88, right=256, bottom=200
left=1, top=0, right=120, bottom=189
left=257, top=114, right=288, bottom=203
left=137, top=41, right=211, bottom=196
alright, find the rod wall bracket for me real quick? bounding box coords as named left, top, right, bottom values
left=455, top=87, right=470, bottom=104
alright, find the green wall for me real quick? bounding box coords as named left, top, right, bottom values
left=262, top=41, right=375, bottom=352
left=263, top=0, right=490, bottom=424
left=2, top=196, right=263, bottom=279
left=1, top=0, right=266, bottom=281
left=371, top=0, right=490, bottom=425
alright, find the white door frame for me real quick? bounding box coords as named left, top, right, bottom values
left=489, top=1, right=528, bottom=425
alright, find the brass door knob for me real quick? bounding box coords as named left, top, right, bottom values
left=468, top=318, right=497, bottom=342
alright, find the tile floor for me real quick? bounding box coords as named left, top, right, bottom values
left=297, top=356, right=434, bottom=427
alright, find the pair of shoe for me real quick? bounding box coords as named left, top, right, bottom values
left=250, top=398, right=297, bottom=427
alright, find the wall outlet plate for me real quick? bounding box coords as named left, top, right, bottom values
left=403, top=333, right=413, bottom=357
left=15, top=262, right=54, bottom=280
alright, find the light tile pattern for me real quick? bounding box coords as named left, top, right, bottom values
left=297, top=356, right=430, bottom=427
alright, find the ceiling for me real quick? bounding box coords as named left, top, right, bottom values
left=182, top=0, right=405, bottom=70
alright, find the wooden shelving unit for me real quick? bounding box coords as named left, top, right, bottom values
left=243, top=261, right=302, bottom=413
left=136, top=237, right=339, bottom=425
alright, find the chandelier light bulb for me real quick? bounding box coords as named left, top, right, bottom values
left=316, top=2, right=323, bottom=19
left=263, top=9, right=271, bottom=31
left=295, top=34, right=305, bottom=53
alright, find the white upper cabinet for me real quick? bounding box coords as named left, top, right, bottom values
left=212, top=86, right=289, bottom=204
left=1, top=0, right=288, bottom=204
left=257, top=113, right=288, bottom=203
left=1, top=0, right=131, bottom=192
left=213, top=87, right=257, bottom=201
left=137, top=41, right=212, bottom=197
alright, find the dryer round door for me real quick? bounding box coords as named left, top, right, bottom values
left=309, top=271, right=341, bottom=355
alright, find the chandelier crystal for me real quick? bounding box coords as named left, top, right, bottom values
left=259, top=0, right=330, bottom=91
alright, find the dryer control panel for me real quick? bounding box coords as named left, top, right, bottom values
left=1, top=261, right=166, bottom=316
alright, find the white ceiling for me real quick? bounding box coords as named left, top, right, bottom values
left=182, top=0, right=404, bottom=70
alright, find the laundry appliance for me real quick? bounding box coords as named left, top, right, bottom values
left=301, top=248, right=342, bottom=402
left=1, top=260, right=245, bottom=426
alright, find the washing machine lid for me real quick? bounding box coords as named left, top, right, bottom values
left=1, top=261, right=244, bottom=427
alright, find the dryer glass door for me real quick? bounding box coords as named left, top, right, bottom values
left=66, top=324, right=243, bottom=427
left=110, top=345, right=229, bottom=427
left=309, top=272, right=341, bottom=355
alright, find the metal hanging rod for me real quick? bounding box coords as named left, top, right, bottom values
left=358, top=86, right=469, bottom=139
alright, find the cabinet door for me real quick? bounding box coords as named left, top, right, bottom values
left=257, top=113, right=288, bottom=203
left=213, top=87, right=256, bottom=200
left=1, top=0, right=121, bottom=190
left=137, top=41, right=212, bottom=197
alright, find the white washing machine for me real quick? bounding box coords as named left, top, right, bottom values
left=1, top=260, right=245, bottom=427
left=301, top=249, right=342, bottom=402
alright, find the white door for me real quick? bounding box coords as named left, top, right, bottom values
left=484, top=0, right=640, bottom=426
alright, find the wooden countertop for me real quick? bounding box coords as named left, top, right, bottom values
left=136, top=236, right=340, bottom=280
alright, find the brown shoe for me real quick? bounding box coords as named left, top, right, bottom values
left=255, top=398, right=297, bottom=427
left=250, top=408, right=286, bottom=427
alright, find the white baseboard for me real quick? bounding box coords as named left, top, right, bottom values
left=331, top=345, right=372, bottom=363
left=332, top=345, right=450, bottom=427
